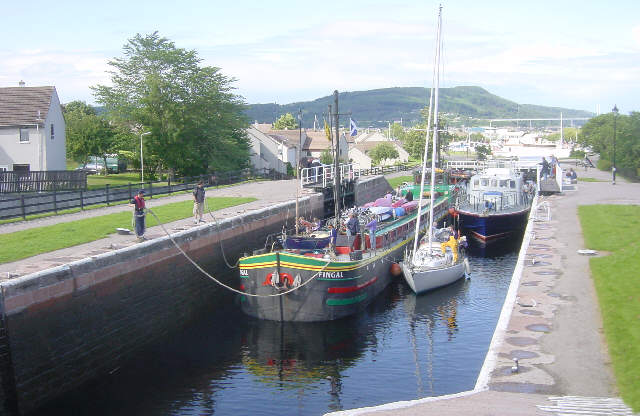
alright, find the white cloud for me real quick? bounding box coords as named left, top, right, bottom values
left=632, top=25, right=640, bottom=47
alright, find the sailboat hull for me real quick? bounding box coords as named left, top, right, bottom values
left=401, top=261, right=465, bottom=295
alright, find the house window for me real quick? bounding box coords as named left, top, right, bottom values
left=50, top=124, right=55, bottom=140
left=20, top=128, right=29, bottom=142
left=0, top=166, right=8, bottom=172
left=12, top=164, right=30, bottom=172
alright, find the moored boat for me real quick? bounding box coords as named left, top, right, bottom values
left=238, top=191, right=456, bottom=321
left=455, top=167, right=532, bottom=243
left=399, top=4, right=469, bottom=295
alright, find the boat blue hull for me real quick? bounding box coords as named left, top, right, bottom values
left=458, top=207, right=530, bottom=243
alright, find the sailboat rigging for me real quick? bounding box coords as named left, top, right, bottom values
left=401, top=4, right=470, bottom=295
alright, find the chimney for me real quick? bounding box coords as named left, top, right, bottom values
left=19, top=80, right=25, bottom=87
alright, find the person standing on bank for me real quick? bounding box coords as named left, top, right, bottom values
left=129, top=190, right=146, bottom=241
left=193, top=181, right=206, bottom=224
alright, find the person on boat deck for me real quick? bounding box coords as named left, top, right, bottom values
left=405, top=190, right=413, bottom=202
left=540, top=157, right=551, bottom=180
left=550, top=154, right=558, bottom=176
left=298, top=217, right=314, bottom=233
left=345, top=213, right=360, bottom=237
left=366, top=218, right=377, bottom=249
left=312, top=217, right=322, bottom=231
left=328, top=224, right=337, bottom=251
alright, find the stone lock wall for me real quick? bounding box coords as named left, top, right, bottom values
left=0, top=176, right=391, bottom=415
left=0, top=194, right=324, bottom=415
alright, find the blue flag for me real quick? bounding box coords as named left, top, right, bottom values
left=350, top=118, right=358, bottom=136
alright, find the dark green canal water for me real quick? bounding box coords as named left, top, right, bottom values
left=34, top=238, right=520, bottom=415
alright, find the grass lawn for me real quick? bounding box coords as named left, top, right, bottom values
left=578, top=177, right=604, bottom=182
left=0, top=196, right=256, bottom=265
left=387, top=175, right=414, bottom=189
left=86, top=172, right=171, bottom=189
left=578, top=204, right=640, bottom=411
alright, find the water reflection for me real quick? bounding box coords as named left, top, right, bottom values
left=34, top=239, right=519, bottom=415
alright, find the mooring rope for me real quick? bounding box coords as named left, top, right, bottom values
left=204, top=199, right=240, bottom=269
left=146, top=208, right=332, bottom=298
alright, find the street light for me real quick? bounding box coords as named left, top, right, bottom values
left=612, top=105, right=618, bottom=185
left=140, top=131, right=151, bottom=185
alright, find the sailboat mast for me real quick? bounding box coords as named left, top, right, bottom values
left=333, top=90, right=341, bottom=223
left=412, top=5, right=442, bottom=261
left=427, top=4, right=443, bottom=253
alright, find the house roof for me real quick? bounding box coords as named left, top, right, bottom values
left=305, top=130, right=334, bottom=150
left=0, top=86, right=56, bottom=127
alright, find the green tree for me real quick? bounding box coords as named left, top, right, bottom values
left=580, top=112, right=640, bottom=179
left=475, top=144, right=492, bottom=161
left=390, top=122, right=405, bottom=141
left=546, top=127, right=579, bottom=143
left=369, top=142, right=399, bottom=165
left=64, top=101, right=122, bottom=173
left=92, top=32, right=250, bottom=177
left=320, top=148, right=333, bottom=165
left=399, top=106, right=452, bottom=166
left=273, top=113, right=298, bottom=130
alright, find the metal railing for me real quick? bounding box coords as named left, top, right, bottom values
left=457, top=190, right=532, bottom=214
left=300, top=163, right=416, bottom=187
left=0, top=168, right=291, bottom=221
left=446, top=159, right=540, bottom=171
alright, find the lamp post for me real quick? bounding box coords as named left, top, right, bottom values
left=612, top=105, right=618, bottom=185
left=140, top=131, right=151, bottom=185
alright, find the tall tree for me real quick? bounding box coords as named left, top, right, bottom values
left=369, top=142, right=399, bottom=165
left=580, top=112, right=640, bottom=178
left=92, top=32, right=250, bottom=176
left=273, top=113, right=298, bottom=130
left=64, top=100, right=122, bottom=172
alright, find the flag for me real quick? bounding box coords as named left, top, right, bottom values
left=324, top=120, right=332, bottom=141
left=350, top=118, right=358, bottom=137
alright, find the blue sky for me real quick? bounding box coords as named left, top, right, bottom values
left=1, top=0, right=638, bottom=114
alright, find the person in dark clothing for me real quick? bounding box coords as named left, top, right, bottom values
left=540, top=157, right=550, bottom=180
left=193, top=181, right=206, bottom=223
left=405, top=190, right=414, bottom=202
left=129, top=190, right=146, bottom=241
left=345, top=213, right=360, bottom=237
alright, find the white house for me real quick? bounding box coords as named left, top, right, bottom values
left=304, top=130, right=348, bottom=162
left=0, top=85, right=66, bottom=172
left=246, top=126, right=295, bottom=174
left=348, top=141, right=409, bottom=170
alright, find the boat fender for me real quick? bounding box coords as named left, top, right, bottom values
left=263, top=272, right=294, bottom=287
left=390, top=263, right=402, bottom=277
left=464, top=258, right=471, bottom=278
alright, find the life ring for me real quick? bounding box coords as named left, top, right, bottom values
left=263, top=272, right=294, bottom=287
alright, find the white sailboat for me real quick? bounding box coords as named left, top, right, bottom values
left=401, top=5, right=469, bottom=295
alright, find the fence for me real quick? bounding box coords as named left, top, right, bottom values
left=0, top=168, right=290, bottom=221
left=0, top=170, right=87, bottom=193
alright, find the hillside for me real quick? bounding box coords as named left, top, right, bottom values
left=245, top=86, right=594, bottom=128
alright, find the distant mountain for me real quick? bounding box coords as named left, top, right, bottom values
left=245, top=86, right=594, bottom=128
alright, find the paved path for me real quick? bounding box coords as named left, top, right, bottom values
left=0, top=180, right=302, bottom=277
left=329, top=165, right=640, bottom=415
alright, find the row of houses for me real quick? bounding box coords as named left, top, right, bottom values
left=247, top=123, right=409, bottom=173
left=0, top=84, right=409, bottom=175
